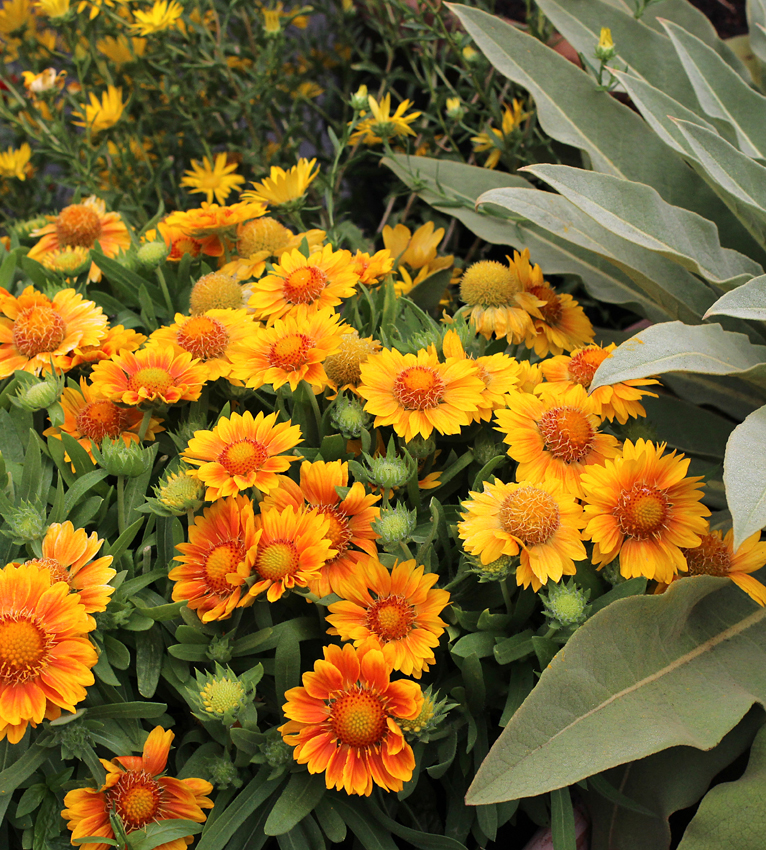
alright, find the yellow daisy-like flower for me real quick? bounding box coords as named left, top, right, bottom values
left=35, top=0, right=69, bottom=17
left=0, top=143, right=31, bottom=180
left=471, top=99, right=531, bottom=169
left=324, top=329, right=382, bottom=396
left=382, top=222, right=442, bottom=271
left=38, top=246, right=90, bottom=276
left=67, top=324, right=146, bottom=369
left=181, top=153, right=245, bottom=206
left=494, top=384, right=621, bottom=499
left=90, top=346, right=208, bottom=406
left=130, top=0, right=183, bottom=34
left=241, top=158, right=318, bottom=206
left=541, top=343, right=659, bottom=424
left=459, top=478, right=586, bottom=591
left=350, top=94, right=421, bottom=145
left=183, top=410, right=302, bottom=501
left=580, top=439, right=710, bottom=583
left=72, top=86, right=127, bottom=133
left=0, top=0, right=31, bottom=34
left=222, top=218, right=325, bottom=282
left=164, top=201, right=266, bottom=257
left=149, top=309, right=254, bottom=381
left=96, top=34, right=146, bottom=66
left=247, top=244, right=358, bottom=321
left=351, top=249, right=394, bottom=285
left=522, top=268, right=594, bottom=357
left=0, top=286, right=107, bottom=377
left=227, top=306, right=347, bottom=393
left=357, top=346, right=485, bottom=442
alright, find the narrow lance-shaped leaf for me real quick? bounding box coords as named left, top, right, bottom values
left=747, top=0, right=766, bottom=66
left=724, top=405, right=766, bottom=549
left=705, top=274, right=766, bottom=321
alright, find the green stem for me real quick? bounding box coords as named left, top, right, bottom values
left=137, top=408, right=153, bottom=442
left=155, top=266, right=175, bottom=316
left=117, top=475, right=126, bottom=536
left=399, top=541, right=415, bottom=561
left=501, top=576, right=514, bottom=615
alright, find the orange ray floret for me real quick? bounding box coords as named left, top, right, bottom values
left=280, top=644, right=422, bottom=795
left=580, top=439, right=710, bottom=584
left=170, top=495, right=259, bottom=622
left=0, top=563, right=98, bottom=743
left=67, top=324, right=147, bottom=369
left=459, top=478, right=586, bottom=591
left=261, top=460, right=380, bottom=597
left=90, top=345, right=208, bottom=406
left=494, top=384, right=620, bottom=499
left=164, top=201, right=267, bottom=257
left=0, top=286, right=108, bottom=377
left=62, top=726, right=213, bottom=850
left=357, top=346, right=485, bottom=442
left=183, top=410, right=302, bottom=501
left=327, top=558, right=450, bottom=678
left=245, top=505, right=336, bottom=603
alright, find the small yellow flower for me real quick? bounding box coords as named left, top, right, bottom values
left=0, top=0, right=31, bottom=34
left=21, top=68, right=66, bottom=93
left=131, top=0, right=183, bottom=35
left=350, top=84, right=368, bottom=110
left=35, top=0, right=69, bottom=18
left=97, top=34, right=146, bottom=66
left=262, top=7, right=280, bottom=32
left=181, top=153, right=245, bottom=205
left=471, top=99, right=531, bottom=169
left=595, top=26, right=616, bottom=61
left=0, top=143, right=31, bottom=180
left=241, top=158, right=318, bottom=207
left=72, top=86, right=126, bottom=133
left=445, top=96, right=464, bottom=121
left=350, top=94, right=421, bottom=145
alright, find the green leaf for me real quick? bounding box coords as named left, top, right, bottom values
left=407, top=268, right=452, bottom=312
left=366, top=796, right=469, bottom=850
left=274, top=627, right=301, bottom=706
left=640, top=396, right=734, bottom=460
left=85, top=702, right=167, bottom=720
left=127, top=819, right=203, bottom=850
left=467, top=577, right=766, bottom=804
left=264, top=772, right=325, bottom=836
left=62, top=469, right=109, bottom=516
left=705, top=274, right=766, bottom=320
left=451, top=632, right=502, bottom=659
left=723, top=404, right=766, bottom=548
left=332, top=799, right=399, bottom=850
left=550, top=787, right=577, bottom=850
left=314, top=799, right=346, bottom=844
left=136, top=628, right=164, bottom=698
left=104, top=518, right=145, bottom=561
left=749, top=0, right=766, bottom=66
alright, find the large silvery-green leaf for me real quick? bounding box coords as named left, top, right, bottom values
left=477, top=188, right=714, bottom=321
left=747, top=0, right=766, bottom=67
left=706, top=274, right=766, bottom=320
left=662, top=20, right=766, bottom=159
left=676, top=722, right=766, bottom=849
left=590, top=321, right=766, bottom=390
left=723, top=405, right=766, bottom=548
left=522, top=163, right=761, bottom=288
left=466, top=577, right=766, bottom=804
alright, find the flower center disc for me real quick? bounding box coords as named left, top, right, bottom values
left=127, top=367, right=174, bottom=396
left=367, top=596, right=415, bottom=641
left=0, top=617, right=50, bottom=684
left=538, top=406, right=594, bottom=463
left=393, top=366, right=446, bottom=410
left=176, top=316, right=229, bottom=360
left=24, top=557, right=70, bottom=585
left=218, top=439, right=268, bottom=477
left=204, top=540, right=246, bottom=592
left=56, top=204, right=102, bottom=248
left=256, top=541, right=299, bottom=581
left=13, top=305, right=66, bottom=357
left=529, top=284, right=563, bottom=325
left=330, top=688, right=388, bottom=748
left=684, top=534, right=732, bottom=577
left=313, top=506, right=351, bottom=556
left=460, top=261, right=520, bottom=307
left=269, top=334, right=311, bottom=371
left=282, top=266, right=327, bottom=304
left=76, top=399, right=130, bottom=442
left=238, top=217, right=291, bottom=257
left=200, top=678, right=245, bottom=714
left=499, top=486, right=561, bottom=545
left=615, top=484, right=670, bottom=540
left=110, top=771, right=162, bottom=830
left=567, top=349, right=608, bottom=387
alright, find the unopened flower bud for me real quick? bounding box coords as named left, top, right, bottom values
left=445, top=97, right=465, bottom=121
left=595, top=27, right=616, bottom=62
left=403, top=434, right=436, bottom=460
left=92, top=438, right=154, bottom=478
left=373, top=503, right=417, bottom=547
left=203, top=755, right=242, bottom=790
left=2, top=501, right=47, bottom=543
left=11, top=370, right=63, bottom=412
left=467, top=552, right=516, bottom=582
left=154, top=469, right=204, bottom=514
left=136, top=241, right=170, bottom=270
left=260, top=729, right=293, bottom=769
left=194, top=664, right=252, bottom=726
left=541, top=579, right=590, bottom=628
left=365, top=454, right=413, bottom=490
left=206, top=634, right=233, bottom=663
left=350, top=84, right=368, bottom=111
left=330, top=396, right=369, bottom=439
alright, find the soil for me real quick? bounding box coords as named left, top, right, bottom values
left=689, top=0, right=748, bottom=38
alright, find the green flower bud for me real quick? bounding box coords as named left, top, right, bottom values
left=49, top=715, right=97, bottom=761
left=445, top=97, right=466, bottom=122
left=136, top=241, right=170, bottom=270
left=206, top=634, right=233, bottom=664
left=601, top=561, right=626, bottom=586
left=154, top=469, right=204, bottom=514
left=366, top=455, right=412, bottom=490
left=403, top=434, right=436, bottom=460
left=467, top=552, right=516, bottom=582
left=92, top=437, right=154, bottom=478
left=194, top=664, right=253, bottom=726
left=330, top=396, right=370, bottom=439
left=595, top=27, right=616, bottom=62
left=13, top=215, right=49, bottom=240
left=395, top=687, right=453, bottom=743
left=473, top=428, right=505, bottom=467
left=10, top=369, right=64, bottom=412
left=114, top=249, right=138, bottom=272
left=202, top=754, right=243, bottom=790
left=541, top=579, right=590, bottom=628
left=1, top=500, right=47, bottom=544
left=373, top=503, right=417, bottom=547
left=350, top=84, right=368, bottom=111
left=259, top=728, right=293, bottom=769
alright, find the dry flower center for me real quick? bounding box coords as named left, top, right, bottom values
left=567, top=348, right=609, bottom=388
left=684, top=534, right=732, bottom=577
left=393, top=366, right=446, bottom=410
left=76, top=399, right=130, bottom=442
left=56, top=203, right=102, bottom=248
left=13, top=305, right=66, bottom=357
left=499, top=486, right=561, bottom=546
left=538, top=406, right=594, bottom=463
left=269, top=334, right=311, bottom=371
left=615, top=484, right=670, bottom=540
left=0, top=616, right=51, bottom=684
left=109, top=771, right=162, bottom=830
left=282, top=266, right=326, bottom=304
left=176, top=316, right=229, bottom=360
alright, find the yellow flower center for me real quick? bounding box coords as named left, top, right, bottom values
left=200, top=677, right=246, bottom=714
left=0, top=616, right=51, bottom=684
left=397, top=695, right=434, bottom=733
left=538, top=406, right=594, bottom=463
left=499, top=486, right=561, bottom=546
left=282, top=266, right=327, bottom=304
left=367, top=595, right=415, bottom=641
left=459, top=261, right=521, bottom=307
left=24, top=557, right=70, bottom=585
left=238, top=217, right=292, bottom=257
left=269, top=334, right=311, bottom=371
left=127, top=366, right=174, bottom=396
left=55, top=203, right=102, bottom=248
left=190, top=273, right=242, bottom=314
left=176, top=315, right=230, bottom=360
left=567, top=348, right=609, bottom=388
left=218, top=439, right=268, bottom=477
left=256, top=541, right=299, bottom=581
left=110, top=771, right=162, bottom=830
left=13, top=305, right=66, bottom=357
left=330, top=687, right=388, bottom=748
left=529, top=284, right=563, bottom=325
left=393, top=366, right=446, bottom=411
left=313, top=505, right=351, bottom=556
left=614, top=484, right=669, bottom=540
left=76, top=399, right=130, bottom=442
left=684, top=534, right=731, bottom=577
left=324, top=332, right=379, bottom=387
left=204, top=540, right=246, bottom=593
left=158, top=473, right=202, bottom=509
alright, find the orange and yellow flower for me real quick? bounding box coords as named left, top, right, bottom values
left=241, top=157, right=319, bottom=206
left=383, top=222, right=444, bottom=271
left=90, top=346, right=208, bottom=406
left=522, top=277, right=594, bottom=357
left=459, top=478, right=586, bottom=591
left=581, top=439, right=710, bottom=583
left=183, top=410, right=302, bottom=501
left=62, top=726, right=214, bottom=850
left=164, top=201, right=267, bottom=257
left=358, top=346, right=485, bottom=442
left=280, top=643, right=422, bottom=795
left=0, top=563, right=98, bottom=743
left=0, top=286, right=107, bottom=377
left=494, top=384, right=620, bottom=498
left=327, top=558, right=449, bottom=677
left=351, top=249, right=394, bottom=285
left=67, top=324, right=146, bottom=369
left=170, top=495, right=259, bottom=622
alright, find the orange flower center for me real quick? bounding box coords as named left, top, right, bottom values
left=684, top=534, right=731, bottom=577
left=269, top=334, right=311, bottom=371
left=282, top=266, right=327, bottom=304
left=538, top=406, right=594, bottom=463
left=0, top=615, right=51, bottom=684
left=204, top=540, right=246, bottom=593
left=529, top=284, right=563, bottom=325
left=24, top=557, right=70, bottom=585
left=393, top=366, right=446, bottom=411
left=256, top=541, right=299, bottom=581
left=329, top=687, right=388, bottom=748
left=13, top=305, right=66, bottom=357
left=367, top=595, right=415, bottom=641
left=499, top=486, right=561, bottom=546
left=218, top=439, right=268, bottom=477
left=614, top=484, right=669, bottom=540
left=313, top=506, right=351, bottom=556
left=55, top=203, right=102, bottom=248
left=109, top=770, right=163, bottom=830
left=567, top=348, right=609, bottom=388
left=176, top=316, right=229, bottom=360
left=127, top=366, right=174, bottom=396
left=76, top=399, right=130, bottom=442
